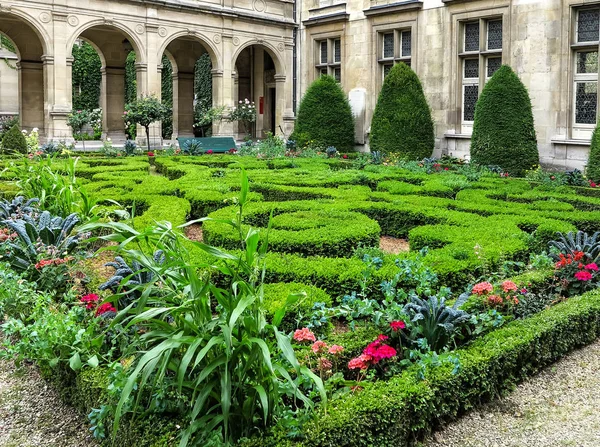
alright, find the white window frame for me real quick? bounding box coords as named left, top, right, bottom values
left=378, top=29, right=412, bottom=82
left=316, top=38, right=342, bottom=83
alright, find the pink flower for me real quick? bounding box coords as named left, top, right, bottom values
left=390, top=321, right=406, bottom=331
left=293, top=328, right=316, bottom=342
left=501, top=280, right=518, bottom=293
left=96, top=302, right=116, bottom=316
left=328, top=344, right=344, bottom=355
left=80, top=293, right=100, bottom=310
left=472, top=281, right=494, bottom=295
left=311, top=340, right=328, bottom=354
left=585, top=263, right=599, bottom=272
left=318, top=357, right=333, bottom=371
left=207, top=150, right=214, bottom=154
left=575, top=270, right=593, bottom=281
left=363, top=336, right=397, bottom=364
left=147, top=152, right=155, bottom=157
left=348, top=354, right=372, bottom=370
left=343, top=154, right=348, bottom=159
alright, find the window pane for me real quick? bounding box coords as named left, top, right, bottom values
left=464, top=59, right=479, bottom=78
left=383, top=33, right=394, bottom=58
left=578, top=9, right=600, bottom=43
left=383, top=64, right=393, bottom=78
left=463, top=84, right=479, bottom=121
left=320, top=68, right=328, bottom=77
left=487, top=57, right=502, bottom=77
left=487, top=20, right=502, bottom=50
left=575, top=82, right=598, bottom=124
left=320, top=41, right=327, bottom=64
left=577, top=51, right=599, bottom=74
left=464, top=22, right=480, bottom=52
left=401, top=30, right=412, bottom=57
left=334, top=39, right=341, bottom=63
left=334, top=67, right=341, bottom=83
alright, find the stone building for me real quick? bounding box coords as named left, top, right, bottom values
left=1, top=0, right=600, bottom=169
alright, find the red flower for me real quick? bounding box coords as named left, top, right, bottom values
left=311, top=340, right=328, bottom=354
left=363, top=336, right=397, bottom=364
left=575, top=270, right=593, bottom=281
left=343, top=154, right=348, bottom=159
left=96, top=302, right=116, bottom=316
left=80, top=293, right=100, bottom=310
left=586, top=263, right=599, bottom=271
left=147, top=152, right=155, bottom=157
left=590, top=181, right=597, bottom=188
left=390, top=321, right=406, bottom=331
left=444, top=167, right=449, bottom=171
left=207, top=150, right=214, bottom=154
left=293, top=328, right=316, bottom=342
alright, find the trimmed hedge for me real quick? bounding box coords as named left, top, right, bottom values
left=245, top=288, right=600, bottom=447
left=587, top=121, right=600, bottom=183
left=291, top=75, right=355, bottom=152
left=370, top=63, right=435, bottom=160
left=1, top=124, right=28, bottom=154
left=470, top=65, right=539, bottom=176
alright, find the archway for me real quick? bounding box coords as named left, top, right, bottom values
left=70, top=24, right=142, bottom=142
left=233, top=44, right=285, bottom=139
left=0, top=12, right=48, bottom=137
left=162, top=35, right=218, bottom=139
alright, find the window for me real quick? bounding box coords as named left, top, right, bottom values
left=459, top=19, right=503, bottom=129
left=378, top=29, right=412, bottom=81
left=316, top=38, right=342, bottom=82
left=573, top=9, right=600, bottom=137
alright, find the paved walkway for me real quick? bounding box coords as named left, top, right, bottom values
left=424, top=339, right=600, bottom=447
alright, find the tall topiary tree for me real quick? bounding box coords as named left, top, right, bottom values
left=370, top=63, right=434, bottom=160
left=1, top=124, right=27, bottom=154
left=470, top=65, right=539, bottom=176
left=291, top=75, right=355, bottom=152
left=587, top=123, right=600, bottom=183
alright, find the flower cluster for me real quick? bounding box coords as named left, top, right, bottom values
left=472, top=280, right=522, bottom=310
left=80, top=293, right=116, bottom=316
left=590, top=180, right=598, bottom=188
left=34, top=257, right=73, bottom=270
left=555, top=251, right=585, bottom=269
left=348, top=334, right=397, bottom=371
left=553, top=250, right=599, bottom=295
left=293, top=327, right=316, bottom=342
left=0, top=228, right=17, bottom=243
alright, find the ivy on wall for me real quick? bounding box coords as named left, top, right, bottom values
left=162, top=55, right=173, bottom=139
left=195, top=52, right=212, bottom=109
left=1, top=33, right=17, bottom=70
left=71, top=41, right=102, bottom=111
left=125, top=51, right=137, bottom=138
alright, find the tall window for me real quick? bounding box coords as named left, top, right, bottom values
left=316, top=38, right=342, bottom=82
left=573, top=8, right=600, bottom=138
left=460, top=19, right=503, bottom=130
left=378, top=29, right=412, bottom=81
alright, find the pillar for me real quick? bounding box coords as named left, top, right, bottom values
left=47, top=13, right=72, bottom=141
left=177, top=72, right=195, bottom=137
left=212, top=34, right=235, bottom=137
left=281, top=44, right=296, bottom=137
left=253, top=48, right=265, bottom=138
left=105, top=67, right=126, bottom=142
left=172, top=72, right=180, bottom=139
left=18, top=61, right=45, bottom=134
left=274, top=74, right=286, bottom=137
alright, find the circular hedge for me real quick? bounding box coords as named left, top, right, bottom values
left=369, top=63, right=434, bottom=160
left=203, top=202, right=381, bottom=257
left=470, top=65, right=539, bottom=176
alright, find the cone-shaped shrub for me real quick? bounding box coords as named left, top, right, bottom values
left=1, top=124, right=27, bottom=154
left=470, top=65, right=539, bottom=176
left=291, top=75, right=355, bottom=152
left=370, top=63, right=434, bottom=160
left=586, top=123, right=600, bottom=183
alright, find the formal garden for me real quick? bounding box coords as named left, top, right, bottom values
left=1, top=63, right=600, bottom=447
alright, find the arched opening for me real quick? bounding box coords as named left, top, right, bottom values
left=162, top=36, right=216, bottom=140
left=0, top=13, right=47, bottom=137
left=233, top=44, right=284, bottom=139
left=70, top=24, right=142, bottom=143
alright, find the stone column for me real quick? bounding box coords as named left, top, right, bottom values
left=47, top=13, right=72, bottom=141
left=105, top=67, right=126, bottom=142
left=177, top=71, right=195, bottom=137
left=18, top=61, right=45, bottom=134
left=212, top=34, right=235, bottom=137
left=281, top=43, right=296, bottom=137
left=274, top=74, right=286, bottom=137
left=253, top=47, right=265, bottom=138
left=171, top=72, right=180, bottom=140
left=100, top=67, right=108, bottom=139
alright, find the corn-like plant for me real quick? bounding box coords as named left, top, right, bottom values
left=81, top=169, right=325, bottom=446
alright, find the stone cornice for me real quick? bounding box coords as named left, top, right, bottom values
left=363, top=0, right=422, bottom=17
left=302, top=12, right=349, bottom=27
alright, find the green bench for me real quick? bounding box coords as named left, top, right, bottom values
left=177, top=137, right=237, bottom=154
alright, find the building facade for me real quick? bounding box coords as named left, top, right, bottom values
left=1, top=0, right=600, bottom=169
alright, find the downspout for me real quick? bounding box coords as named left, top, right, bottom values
left=293, top=0, right=298, bottom=114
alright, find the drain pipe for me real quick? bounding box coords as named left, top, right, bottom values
left=293, top=0, right=298, bottom=114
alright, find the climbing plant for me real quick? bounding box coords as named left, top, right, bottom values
left=125, top=51, right=138, bottom=139
left=194, top=53, right=213, bottom=137
left=161, top=55, right=173, bottom=140
left=71, top=41, right=102, bottom=111
left=0, top=34, right=17, bottom=70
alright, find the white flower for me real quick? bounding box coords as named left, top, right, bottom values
left=239, top=100, right=242, bottom=104
left=22, top=130, right=27, bottom=134
left=32, top=127, right=39, bottom=133
left=107, top=137, right=111, bottom=142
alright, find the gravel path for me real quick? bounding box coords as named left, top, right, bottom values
left=0, top=356, right=98, bottom=447
left=424, top=339, right=600, bottom=447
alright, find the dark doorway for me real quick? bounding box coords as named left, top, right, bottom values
left=269, top=87, right=276, bottom=134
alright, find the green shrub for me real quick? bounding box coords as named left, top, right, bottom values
left=586, top=122, right=600, bottom=183
left=369, top=63, right=434, bottom=160
left=1, top=124, right=28, bottom=154
left=470, top=65, right=539, bottom=176
left=291, top=75, right=355, bottom=152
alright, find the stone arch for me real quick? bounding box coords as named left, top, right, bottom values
left=232, top=39, right=285, bottom=77
left=0, top=10, right=52, bottom=135
left=158, top=31, right=221, bottom=71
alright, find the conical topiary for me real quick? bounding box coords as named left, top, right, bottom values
left=1, top=124, right=28, bottom=154
left=586, top=123, right=600, bottom=183
left=369, top=63, right=434, bottom=160
left=470, top=65, right=539, bottom=176
left=291, top=75, right=355, bottom=152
